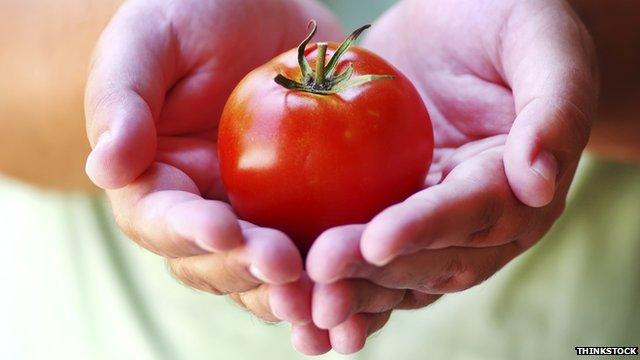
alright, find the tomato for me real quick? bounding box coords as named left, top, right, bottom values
left=218, top=21, right=433, bottom=252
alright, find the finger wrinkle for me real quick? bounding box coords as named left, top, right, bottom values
left=168, top=257, right=224, bottom=295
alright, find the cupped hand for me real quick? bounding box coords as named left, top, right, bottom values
left=306, top=0, right=599, bottom=354
left=84, top=0, right=344, bottom=352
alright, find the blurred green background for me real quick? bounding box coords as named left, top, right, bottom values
left=324, top=0, right=397, bottom=29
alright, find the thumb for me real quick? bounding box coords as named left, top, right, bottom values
left=502, top=1, right=598, bottom=207
left=504, top=98, right=591, bottom=207
left=85, top=2, right=172, bottom=189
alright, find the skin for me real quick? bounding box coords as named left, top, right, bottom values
left=218, top=43, right=433, bottom=252
left=1, top=0, right=639, bottom=356
left=305, top=0, right=600, bottom=353
left=83, top=0, right=344, bottom=355
left=86, top=0, right=599, bottom=354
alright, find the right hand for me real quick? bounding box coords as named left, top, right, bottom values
left=84, top=0, right=343, bottom=354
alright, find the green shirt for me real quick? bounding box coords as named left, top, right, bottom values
left=2, top=155, right=639, bottom=360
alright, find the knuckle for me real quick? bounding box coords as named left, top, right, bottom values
left=236, top=290, right=280, bottom=324
left=420, top=274, right=456, bottom=293
left=113, top=210, right=160, bottom=254
left=451, top=250, right=507, bottom=291
left=452, top=268, right=487, bottom=291
left=479, top=199, right=504, bottom=230
left=466, top=226, right=494, bottom=246
left=110, top=198, right=165, bottom=255
left=228, top=293, right=246, bottom=308
left=420, top=251, right=502, bottom=293
left=398, top=291, right=440, bottom=310
left=444, top=252, right=467, bottom=278
left=221, top=253, right=247, bottom=284
left=168, top=258, right=225, bottom=295
left=468, top=196, right=506, bottom=245
left=236, top=293, right=253, bottom=312
left=419, top=254, right=468, bottom=293
left=113, top=210, right=136, bottom=239
left=372, top=265, right=402, bottom=289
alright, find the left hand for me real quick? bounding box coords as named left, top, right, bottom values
left=82, top=1, right=344, bottom=355
left=302, top=0, right=598, bottom=354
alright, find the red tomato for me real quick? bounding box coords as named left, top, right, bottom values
left=218, top=22, right=433, bottom=252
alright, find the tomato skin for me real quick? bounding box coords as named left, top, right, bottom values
left=218, top=44, right=433, bottom=252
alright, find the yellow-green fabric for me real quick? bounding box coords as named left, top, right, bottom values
left=2, top=155, right=639, bottom=360
left=361, top=156, right=640, bottom=359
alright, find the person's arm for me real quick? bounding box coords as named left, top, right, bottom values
left=0, top=0, right=124, bottom=191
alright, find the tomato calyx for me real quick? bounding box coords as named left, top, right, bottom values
left=274, top=20, right=394, bottom=95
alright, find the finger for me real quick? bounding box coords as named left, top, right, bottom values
left=108, top=163, right=242, bottom=257
left=440, top=135, right=507, bottom=176
left=308, top=153, right=526, bottom=284
left=269, top=275, right=313, bottom=325
left=308, top=218, right=523, bottom=295
left=312, top=280, right=404, bottom=329
left=328, top=312, right=392, bottom=355
left=168, top=225, right=303, bottom=293
left=502, top=0, right=598, bottom=207
left=355, top=244, right=521, bottom=294
left=155, top=135, right=226, bottom=199
left=362, top=148, right=523, bottom=266
left=229, top=285, right=279, bottom=323
left=291, top=323, right=331, bottom=356
left=395, top=291, right=442, bottom=310
left=307, top=224, right=366, bottom=283
left=155, top=0, right=345, bottom=136
left=85, top=2, right=177, bottom=189
left=426, top=136, right=506, bottom=188
left=312, top=222, right=521, bottom=293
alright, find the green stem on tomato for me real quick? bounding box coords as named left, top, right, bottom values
left=323, top=24, right=370, bottom=79
left=314, top=42, right=327, bottom=87
left=297, top=20, right=318, bottom=83
left=274, top=20, right=394, bottom=95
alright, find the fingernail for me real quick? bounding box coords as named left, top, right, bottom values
left=249, top=265, right=270, bottom=283
left=366, top=252, right=394, bottom=267
left=85, top=131, right=113, bottom=184
left=93, top=131, right=113, bottom=152
left=270, top=303, right=284, bottom=321
left=194, top=237, right=217, bottom=253
left=530, top=150, right=558, bottom=184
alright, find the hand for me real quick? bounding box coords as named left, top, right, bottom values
left=84, top=0, right=342, bottom=344
left=305, top=0, right=598, bottom=354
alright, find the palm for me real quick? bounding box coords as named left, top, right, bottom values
left=301, top=5, right=597, bottom=353
left=86, top=0, right=597, bottom=355
left=85, top=0, right=346, bottom=334
left=363, top=0, right=516, bottom=184
left=147, top=1, right=343, bottom=199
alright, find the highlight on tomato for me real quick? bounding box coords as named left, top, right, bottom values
left=218, top=21, right=434, bottom=252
